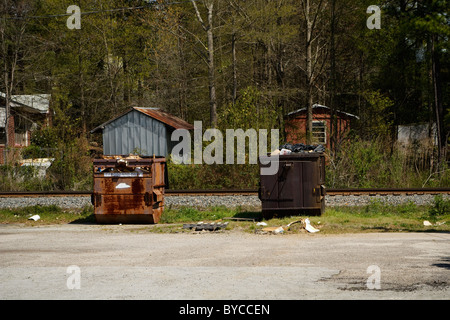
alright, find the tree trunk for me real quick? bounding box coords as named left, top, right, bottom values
left=431, top=34, right=445, bottom=167
left=191, top=0, right=217, bottom=128
left=329, top=0, right=337, bottom=154
left=206, top=3, right=217, bottom=128
left=1, top=3, right=27, bottom=162
left=232, top=32, right=237, bottom=105
left=177, top=28, right=187, bottom=119
left=305, top=0, right=313, bottom=145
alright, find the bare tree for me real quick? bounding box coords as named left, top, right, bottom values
left=0, top=0, right=32, bottom=159
left=300, top=0, right=325, bottom=144
left=431, top=33, right=445, bottom=167
left=190, top=0, right=217, bottom=128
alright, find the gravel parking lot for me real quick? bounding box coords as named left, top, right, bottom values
left=0, top=223, right=448, bottom=300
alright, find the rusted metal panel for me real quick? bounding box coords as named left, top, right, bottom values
left=259, top=153, right=326, bottom=218
left=92, top=156, right=166, bottom=224
left=134, top=107, right=194, bottom=130
left=91, top=107, right=193, bottom=133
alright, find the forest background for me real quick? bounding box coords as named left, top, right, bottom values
left=0, top=0, right=449, bottom=191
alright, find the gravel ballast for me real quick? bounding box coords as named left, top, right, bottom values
left=0, top=194, right=448, bottom=209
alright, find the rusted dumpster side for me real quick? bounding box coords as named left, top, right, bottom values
left=258, top=153, right=326, bottom=219
left=92, top=156, right=165, bottom=224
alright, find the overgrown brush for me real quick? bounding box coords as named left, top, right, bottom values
left=325, top=137, right=449, bottom=189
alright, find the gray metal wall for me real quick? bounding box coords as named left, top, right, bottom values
left=103, top=110, right=169, bottom=157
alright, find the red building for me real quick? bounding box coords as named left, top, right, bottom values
left=284, top=104, right=359, bottom=150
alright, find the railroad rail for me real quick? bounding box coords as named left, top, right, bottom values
left=0, top=188, right=449, bottom=198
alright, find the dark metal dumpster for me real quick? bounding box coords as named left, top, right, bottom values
left=92, top=156, right=166, bottom=224
left=258, top=153, right=326, bottom=219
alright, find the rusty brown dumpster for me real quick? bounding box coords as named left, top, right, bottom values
left=258, top=153, right=326, bottom=219
left=92, top=156, right=166, bottom=224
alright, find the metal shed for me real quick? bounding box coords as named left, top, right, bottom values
left=91, top=107, right=194, bottom=157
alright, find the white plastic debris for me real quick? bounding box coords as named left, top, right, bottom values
left=28, top=215, right=40, bottom=221
left=115, top=182, right=131, bottom=189
left=273, top=227, right=284, bottom=234
left=279, top=148, right=292, bottom=155
left=304, top=218, right=320, bottom=233
left=423, top=220, right=433, bottom=226
left=256, top=222, right=268, bottom=226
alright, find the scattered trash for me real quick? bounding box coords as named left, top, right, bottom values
left=19, top=158, right=54, bottom=178
left=304, top=218, right=320, bottom=233
left=285, top=220, right=303, bottom=230
left=423, top=220, right=433, bottom=226
left=183, top=222, right=229, bottom=231
left=28, top=215, right=40, bottom=221
left=279, top=148, right=292, bottom=155
left=273, top=227, right=284, bottom=234
left=262, top=226, right=284, bottom=234
left=256, top=219, right=320, bottom=234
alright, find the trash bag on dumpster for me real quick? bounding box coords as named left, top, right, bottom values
left=279, top=143, right=324, bottom=153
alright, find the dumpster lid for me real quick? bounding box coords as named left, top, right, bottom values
left=259, top=152, right=324, bottom=161
left=93, top=155, right=166, bottom=168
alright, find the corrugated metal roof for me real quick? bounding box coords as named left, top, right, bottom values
left=286, top=104, right=359, bottom=119
left=90, top=107, right=193, bottom=133
left=0, top=92, right=50, bottom=114
left=134, top=107, right=194, bottom=130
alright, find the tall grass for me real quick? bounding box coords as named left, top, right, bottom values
left=167, top=161, right=259, bottom=189
left=325, top=137, right=449, bottom=189
left=0, top=137, right=447, bottom=191
left=167, top=137, right=448, bottom=190
left=0, top=137, right=93, bottom=191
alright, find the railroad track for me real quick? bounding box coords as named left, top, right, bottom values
left=0, top=188, right=449, bottom=198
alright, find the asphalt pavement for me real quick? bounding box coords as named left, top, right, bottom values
left=0, top=224, right=448, bottom=300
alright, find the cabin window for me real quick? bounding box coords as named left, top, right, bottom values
left=0, top=128, right=5, bottom=145
left=312, top=121, right=326, bottom=144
